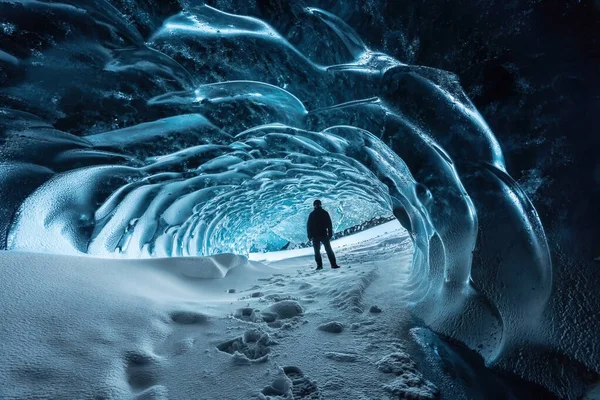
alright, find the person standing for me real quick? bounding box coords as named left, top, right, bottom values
left=307, top=200, right=340, bottom=270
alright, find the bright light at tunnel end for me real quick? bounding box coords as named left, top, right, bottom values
left=248, top=219, right=406, bottom=262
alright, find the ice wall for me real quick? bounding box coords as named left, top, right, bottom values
left=0, top=0, right=556, bottom=385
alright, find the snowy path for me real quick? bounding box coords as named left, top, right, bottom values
left=153, top=227, right=439, bottom=399
left=242, top=233, right=438, bottom=400
left=0, top=225, right=555, bottom=399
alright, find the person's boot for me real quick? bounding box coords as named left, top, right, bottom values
left=331, top=265, right=340, bottom=269
left=316, top=266, right=323, bottom=270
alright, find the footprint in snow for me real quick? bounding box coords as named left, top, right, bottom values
left=261, top=366, right=321, bottom=399
left=123, top=351, right=167, bottom=399
left=233, top=307, right=263, bottom=323
left=233, top=300, right=303, bottom=325
left=217, top=328, right=274, bottom=363
left=376, top=352, right=439, bottom=399
left=169, top=310, right=209, bottom=325
left=324, top=352, right=361, bottom=362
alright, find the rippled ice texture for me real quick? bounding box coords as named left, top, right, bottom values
left=0, top=0, right=559, bottom=387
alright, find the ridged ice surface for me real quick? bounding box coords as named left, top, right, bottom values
left=0, top=0, right=552, bottom=370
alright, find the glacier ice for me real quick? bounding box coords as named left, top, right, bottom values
left=0, top=0, right=562, bottom=389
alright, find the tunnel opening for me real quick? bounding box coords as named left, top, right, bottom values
left=6, top=122, right=416, bottom=261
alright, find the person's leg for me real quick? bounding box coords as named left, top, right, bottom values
left=313, top=238, right=323, bottom=268
left=322, top=238, right=337, bottom=267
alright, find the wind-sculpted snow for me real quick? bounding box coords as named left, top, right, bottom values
left=0, top=0, right=552, bottom=377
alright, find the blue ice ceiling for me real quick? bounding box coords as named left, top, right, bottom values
left=6, top=117, right=395, bottom=257
left=0, top=0, right=563, bottom=386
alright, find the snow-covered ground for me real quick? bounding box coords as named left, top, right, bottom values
left=0, top=222, right=554, bottom=399
left=248, top=220, right=404, bottom=262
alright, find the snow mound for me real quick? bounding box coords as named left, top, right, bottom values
left=0, top=250, right=275, bottom=399
left=262, top=300, right=304, bottom=319
left=318, top=321, right=344, bottom=333
left=159, top=253, right=248, bottom=279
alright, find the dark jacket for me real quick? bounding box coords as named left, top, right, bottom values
left=307, top=208, right=333, bottom=240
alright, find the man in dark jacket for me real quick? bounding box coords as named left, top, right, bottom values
left=307, top=199, right=340, bottom=270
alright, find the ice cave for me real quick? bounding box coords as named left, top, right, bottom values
left=0, top=1, right=598, bottom=399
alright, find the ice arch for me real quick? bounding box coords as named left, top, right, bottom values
left=7, top=120, right=400, bottom=257
left=0, top=0, right=552, bottom=375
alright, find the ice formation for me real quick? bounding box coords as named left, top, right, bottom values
left=0, top=0, right=554, bottom=381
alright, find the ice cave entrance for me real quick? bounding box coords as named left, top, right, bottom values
left=249, top=218, right=405, bottom=262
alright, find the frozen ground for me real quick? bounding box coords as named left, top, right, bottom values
left=0, top=221, right=554, bottom=399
